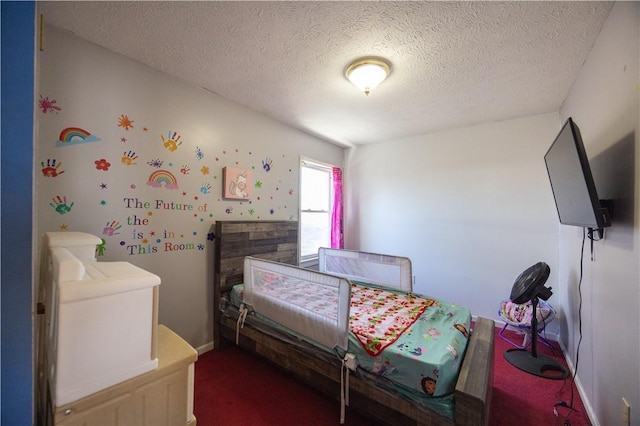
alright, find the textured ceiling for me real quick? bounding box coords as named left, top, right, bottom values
left=38, top=1, right=613, bottom=147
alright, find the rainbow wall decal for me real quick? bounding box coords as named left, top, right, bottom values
left=147, top=169, right=179, bottom=189
left=56, top=127, right=101, bottom=147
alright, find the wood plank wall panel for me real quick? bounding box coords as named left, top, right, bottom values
left=212, top=221, right=298, bottom=349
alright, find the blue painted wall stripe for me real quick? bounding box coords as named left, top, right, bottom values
left=1, top=1, right=36, bottom=424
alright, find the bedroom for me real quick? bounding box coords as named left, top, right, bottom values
left=1, top=2, right=638, bottom=426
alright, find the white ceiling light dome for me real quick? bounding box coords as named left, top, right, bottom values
left=345, top=57, right=391, bottom=96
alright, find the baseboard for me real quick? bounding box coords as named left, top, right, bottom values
left=196, top=341, right=213, bottom=355
left=557, top=339, right=599, bottom=426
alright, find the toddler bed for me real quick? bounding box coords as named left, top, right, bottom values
left=212, top=221, right=494, bottom=426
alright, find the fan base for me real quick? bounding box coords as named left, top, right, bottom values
left=504, top=349, right=569, bottom=380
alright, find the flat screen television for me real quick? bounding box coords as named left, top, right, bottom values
left=544, top=117, right=611, bottom=232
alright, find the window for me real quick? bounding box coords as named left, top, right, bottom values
left=299, top=158, right=336, bottom=263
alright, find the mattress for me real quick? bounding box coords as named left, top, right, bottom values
left=228, top=281, right=471, bottom=419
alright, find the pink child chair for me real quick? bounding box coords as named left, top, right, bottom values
left=498, top=298, right=555, bottom=349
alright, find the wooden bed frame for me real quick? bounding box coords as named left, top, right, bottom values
left=213, top=220, right=495, bottom=426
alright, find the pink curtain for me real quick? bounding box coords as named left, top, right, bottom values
left=331, top=167, right=344, bottom=249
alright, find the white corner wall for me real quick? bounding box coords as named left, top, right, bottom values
left=558, top=2, right=639, bottom=425
left=345, top=112, right=562, bottom=330
left=36, top=26, right=344, bottom=350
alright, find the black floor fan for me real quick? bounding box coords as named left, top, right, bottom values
left=503, top=262, right=569, bottom=380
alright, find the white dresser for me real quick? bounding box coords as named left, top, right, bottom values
left=37, top=232, right=196, bottom=425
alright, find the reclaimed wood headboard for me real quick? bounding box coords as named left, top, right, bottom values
left=212, top=220, right=298, bottom=348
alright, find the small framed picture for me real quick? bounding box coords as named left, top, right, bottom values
left=223, top=167, right=252, bottom=200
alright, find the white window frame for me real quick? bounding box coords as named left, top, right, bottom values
left=299, top=156, right=336, bottom=267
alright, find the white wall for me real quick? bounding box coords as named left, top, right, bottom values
left=558, top=2, right=639, bottom=425
left=345, top=112, right=561, bottom=328
left=36, top=26, right=344, bottom=351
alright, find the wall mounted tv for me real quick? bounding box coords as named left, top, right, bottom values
left=544, top=117, right=611, bottom=233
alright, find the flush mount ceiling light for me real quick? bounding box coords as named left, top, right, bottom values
left=345, top=57, right=391, bottom=96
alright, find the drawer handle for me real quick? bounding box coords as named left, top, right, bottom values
left=64, top=409, right=73, bottom=416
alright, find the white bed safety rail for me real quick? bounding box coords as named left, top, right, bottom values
left=242, top=256, right=351, bottom=351
left=242, top=256, right=355, bottom=423
left=318, top=247, right=413, bottom=293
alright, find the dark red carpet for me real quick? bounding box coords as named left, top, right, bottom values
left=194, top=326, right=591, bottom=425
left=490, top=327, right=590, bottom=426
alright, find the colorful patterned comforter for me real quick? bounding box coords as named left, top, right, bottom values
left=356, top=288, right=471, bottom=398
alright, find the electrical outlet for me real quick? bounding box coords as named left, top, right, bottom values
left=622, top=397, right=631, bottom=426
